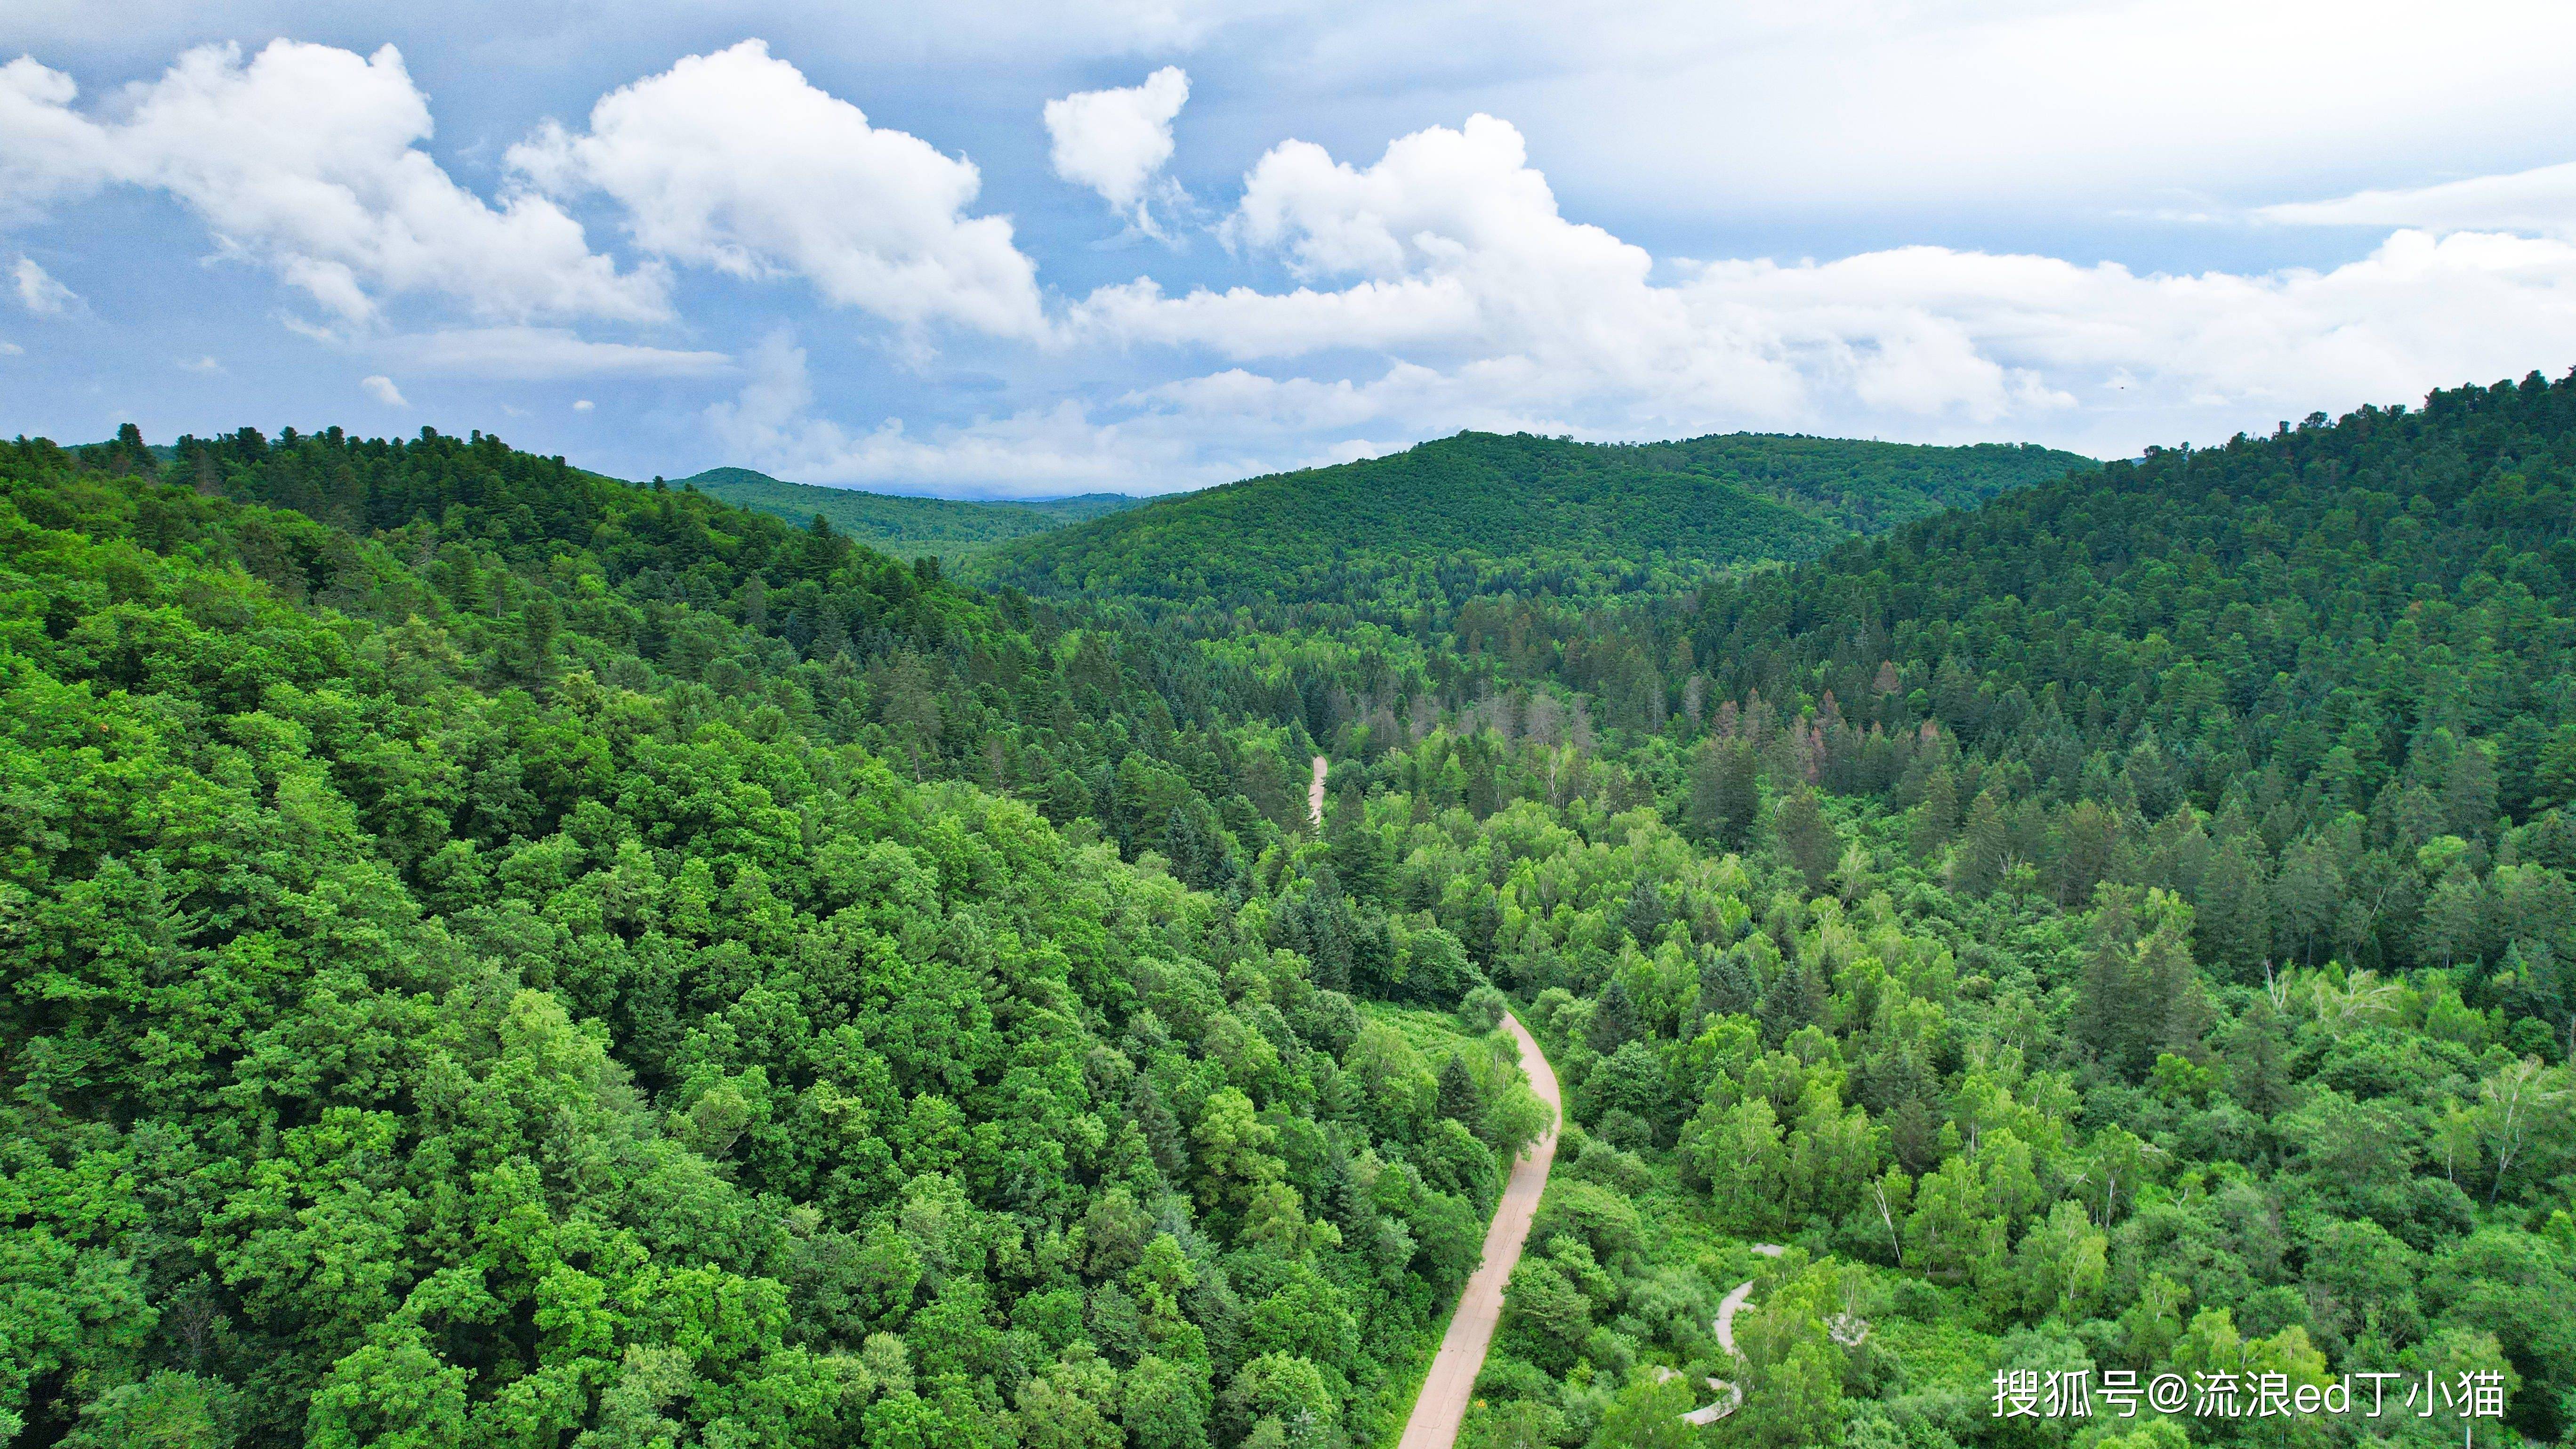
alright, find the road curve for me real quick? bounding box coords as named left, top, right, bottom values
left=1309, top=754, right=1328, bottom=826
left=1713, top=1247, right=1781, bottom=1356
left=1394, top=1011, right=1562, bottom=1449
left=1686, top=1244, right=1785, bottom=1426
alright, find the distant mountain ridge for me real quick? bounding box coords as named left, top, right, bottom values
left=679, top=467, right=1145, bottom=568
left=979, top=430, right=2095, bottom=614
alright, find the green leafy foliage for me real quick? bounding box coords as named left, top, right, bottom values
left=0, top=430, right=1533, bottom=1447
left=683, top=467, right=1142, bottom=570
left=13, top=367, right=2576, bottom=1449
left=983, top=432, right=2092, bottom=619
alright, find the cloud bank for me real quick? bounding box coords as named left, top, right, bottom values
left=727, top=114, right=2570, bottom=492
left=2261, top=161, right=2576, bottom=240
left=4, top=33, right=2573, bottom=491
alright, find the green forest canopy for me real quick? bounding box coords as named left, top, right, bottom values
left=979, top=431, right=2094, bottom=618
left=7, top=372, right=2576, bottom=1449
left=0, top=425, right=1543, bottom=1448
left=680, top=467, right=1144, bottom=572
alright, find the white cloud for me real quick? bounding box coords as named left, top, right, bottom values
left=0, top=340, right=23, bottom=355
left=1044, top=66, right=1190, bottom=233
left=0, top=43, right=664, bottom=326
left=1365, top=0, right=2576, bottom=228
left=718, top=120, right=2576, bottom=494
left=12, top=255, right=79, bottom=313
left=2259, top=160, right=2576, bottom=239
left=709, top=328, right=1221, bottom=495
left=1075, top=115, right=1818, bottom=427
left=360, top=373, right=408, bottom=405
left=511, top=40, right=1045, bottom=338
left=1678, top=229, right=2576, bottom=437
left=1062, top=118, right=2576, bottom=460
left=388, top=325, right=732, bottom=380
left=573, top=398, right=594, bottom=411
left=177, top=354, right=224, bottom=372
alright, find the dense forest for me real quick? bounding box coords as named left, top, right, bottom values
left=981, top=434, right=2092, bottom=621
left=0, top=427, right=1545, bottom=1447
left=4, top=373, right=2573, bottom=1449
left=684, top=469, right=1141, bottom=572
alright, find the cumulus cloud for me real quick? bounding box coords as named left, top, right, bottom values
left=1059, top=116, right=2576, bottom=462
left=360, top=373, right=407, bottom=405
left=387, top=325, right=732, bottom=380
left=0, top=42, right=663, bottom=324
left=1072, top=114, right=1834, bottom=427
left=12, top=28, right=2576, bottom=492
left=736, top=120, right=2576, bottom=494
left=11, top=255, right=78, bottom=314
left=0, top=340, right=23, bottom=355
left=2260, top=160, right=2576, bottom=239
left=1044, top=66, right=1190, bottom=233
left=511, top=40, right=1045, bottom=338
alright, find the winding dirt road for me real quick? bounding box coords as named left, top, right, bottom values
left=1393, top=1012, right=1562, bottom=1449
left=1682, top=1244, right=1785, bottom=1426
left=1714, top=1245, right=1783, bottom=1356
left=1309, top=754, right=1328, bottom=826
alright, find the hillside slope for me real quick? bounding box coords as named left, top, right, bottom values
left=0, top=427, right=1545, bottom=1446
left=683, top=466, right=1142, bottom=569
left=982, top=431, right=2091, bottom=614
left=1325, top=370, right=2576, bottom=1449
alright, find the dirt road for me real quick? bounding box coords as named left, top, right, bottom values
left=1393, top=1011, right=1562, bottom=1449
left=1684, top=1244, right=1785, bottom=1426
left=1309, top=754, right=1328, bottom=826
left=1712, top=1245, right=1782, bottom=1356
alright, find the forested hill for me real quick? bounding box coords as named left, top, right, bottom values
left=681, top=466, right=1144, bottom=570
left=1291, top=370, right=2576, bottom=1449
left=1676, top=371, right=2576, bottom=913
left=980, top=431, right=2093, bottom=616
left=17, top=374, right=2576, bottom=1449
left=0, top=424, right=1550, bottom=1445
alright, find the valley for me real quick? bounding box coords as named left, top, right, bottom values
left=4, top=379, right=2573, bottom=1449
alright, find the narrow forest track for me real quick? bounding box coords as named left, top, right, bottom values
left=1712, top=1245, right=1782, bottom=1356
left=1309, top=754, right=1328, bottom=826
left=1683, top=1244, right=1785, bottom=1426
left=1394, top=1012, right=1562, bottom=1449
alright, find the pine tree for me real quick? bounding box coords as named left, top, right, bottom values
left=1327, top=781, right=1390, bottom=903
left=1758, top=955, right=1828, bottom=1046
left=2141, top=893, right=2214, bottom=1061
left=1688, top=738, right=1761, bottom=849
left=2194, top=832, right=2273, bottom=983
left=1698, top=945, right=1759, bottom=1020
left=1590, top=976, right=1640, bottom=1054
left=2075, top=888, right=2147, bottom=1074
left=1912, top=764, right=1960, bottom=858
left=1772, top=786, right=1840, bottom=891
left=1950, top=788, right=2011, bottom=896
left=1620, top=879, right=1668, bottom=945
left=2445, top=740, right=2501, bottom=839
left=2271, top=837, right=2345, bottom=966
left=1436, top=1054, right=1485, bottom=1125
left=2222, top=997, right=2293, bottom=1118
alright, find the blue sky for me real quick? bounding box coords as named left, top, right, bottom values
left=5, top=0, right=2575, bottom=496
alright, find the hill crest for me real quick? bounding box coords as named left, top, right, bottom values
left=982, top=428, right=2093, bottom=612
